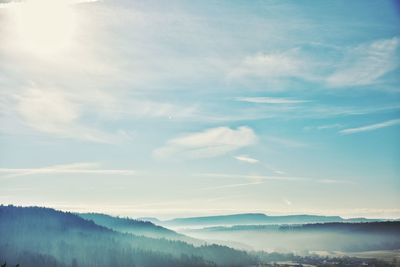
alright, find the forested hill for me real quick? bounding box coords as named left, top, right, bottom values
left=77, top=213, right=199, bottom=244
left=161, top=213, right=378, bottom=227
left=199, top=221, right=400, bottom=233
left=185, top=221, right=400, bottom=252
left=280, top=221, right=400, bottom=233
left=0, top=205, right=258, bottom=267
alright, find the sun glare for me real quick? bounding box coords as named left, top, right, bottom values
left=15, top=0, right=76, bottom=56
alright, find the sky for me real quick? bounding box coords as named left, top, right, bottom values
left=0, top=0, right=399, bottom=219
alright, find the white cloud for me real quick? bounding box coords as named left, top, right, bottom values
left=196, top=172, right=308, bottom=182
left=0, top=162, right=137, bottom=178
left=196, top=173, right=356, bottom=188
left=317, top=179, right=355, bottom=185
left=234, top=155, right=259, bottom=164
left=229, top=37, right=399, bottom=89
left=303, top=123, right=343, bottom=132
left=228, top=50, right=312, bottom=82
left=0, top=0, right=97, bottom=4
left=97, top=97, right=199, bottom=121
left=154, top=126, right=257, bottom=159
left=316, top=123, right=343, bottom=130
left=14, top=88, right=129, bottom=143
left=267, top=135, right=307, bottom=148
left=283, top=198, right=292, bottom=206
left=235, top=96, right=308, bottom=104
left=339, top=119, right=400, bottom=135
left=235, top=155, right=286, bottom=175
left=2, top=84, right=200, bottom=142
left=17, top=88, right=79, bottom=129
left=327, top=37, right=400, bottom=87
left=202, top=181, right=265, bottom=190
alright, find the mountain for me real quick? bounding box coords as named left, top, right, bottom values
left=1, top=206, right=395, bottom=267
left=78, top=213, right=200, bottom=244
left=137, top=217, right=162, bottom=224
left=160, top=213, right=378, bottom=228
left=0, top=205, right=260, bottom=267
left=194, top=222, right=400, bottom=234
left=183, top=222, right=400, bottom=252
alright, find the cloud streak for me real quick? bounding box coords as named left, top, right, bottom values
left=154, top=126, right=257, bottom=159
left=201, top=181, right=265, bottom=190
left=234, top=155, right=259, bottom=164
left=196, top=172, right=355, bottom=190
left=0, top=162, right=137, bottom=178
left=197, top=172, right=308, bottom=182
left=339, top=119, right=400, bottom=135
left=327, top=37, right=400, bottom=87
left=13, top=88, right=131, bottom=143
left=235, top=96, right=308, bottom=104
left=229, top=37, right=399, bottom=89
left=227, top=50, right=314, bottom=83
left=267, top=136, right=308, bottom=148
left=234, top=155, right=286, bottom=175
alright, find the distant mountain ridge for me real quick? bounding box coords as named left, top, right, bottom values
left=1, top=205, right=394, bottom=267
left=193, top=221, right=400, bottom=233
left=183, top=221, right=400, bottom=252
left=0, top=205, right=259, bottom=267
left=78, top=213, right=200, bottom=244
left=159, top=213, right=381, bottom=227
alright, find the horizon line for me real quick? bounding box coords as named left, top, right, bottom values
left=1, top=203, right=399, bottom=221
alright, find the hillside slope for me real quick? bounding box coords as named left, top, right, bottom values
left=183, top=222, right=400, bottom=252
left=0, top=205, right=258, bottom=267
left=78, top=213, right=200, bottom=244
left=161, top=213, right=378, bottom=227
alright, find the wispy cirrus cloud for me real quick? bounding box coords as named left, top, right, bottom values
left=2, top=84, right=202, bottom=143
left=234, top=155, right=286, bottom=175
left=234, top=155, right=259, bottom=164
left=154, top=126, right=257, bottom=159
left=327, top=37, right=400, bottom=87
left=339, top=119, right=400, bottom=135
left=267, top=136, right=308, bottom=148
left=235, top=96, right=309, bottom=104
left=227, top=49, right=316, bottom=85
left=229, top=37, right=399, bottom=89
left=303, top=123, right=344, bottom=132
left=283, top=198, right=292, bottom=206
left=196, top=172, right=355, bottom=190
left=196, top=172, right=308, bottom=182
left=11, top=88, right=132, bottom=143
left=201, top=181, right=265, bottom=190
left=316, top=123, right=344, bottom=130
left=318, top=179, right=356, bottom=185
left=0, top=162, right=137, bottom=179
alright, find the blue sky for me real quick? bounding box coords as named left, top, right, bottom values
left=0, top=0, right=399, bottom=219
